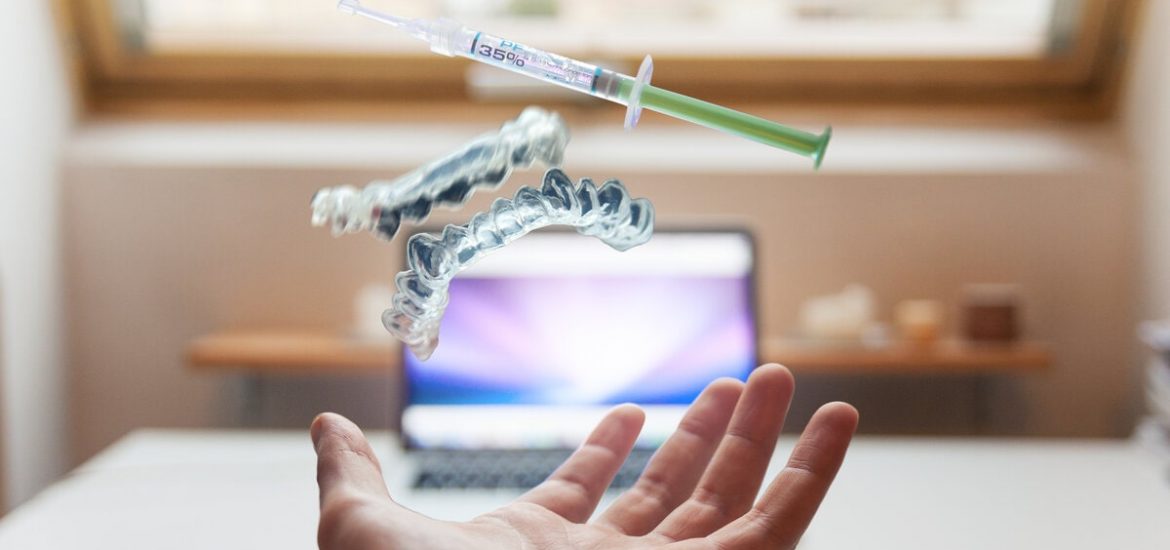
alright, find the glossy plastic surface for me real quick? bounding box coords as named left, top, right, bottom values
left=310, top=107, right=569, bottom=240
left=384, top=169, right=655, bottom=359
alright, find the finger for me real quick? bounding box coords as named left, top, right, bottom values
left=710, top=402, right=858, bottom=549
left=311, top=412, right=392, bottom=507
left=517, top=404, right=645, bottom=523
left=655, top=364, right=795, bottom=540
left=598, top=378, right=744, bottom=535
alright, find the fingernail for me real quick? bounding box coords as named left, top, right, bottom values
left=310, top=413, right=330, bottom=446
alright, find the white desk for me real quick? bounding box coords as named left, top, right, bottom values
left=1, top=430, right=1167, bottom=549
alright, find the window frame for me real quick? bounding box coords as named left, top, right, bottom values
left=60, top=0, right=1143, bottom=119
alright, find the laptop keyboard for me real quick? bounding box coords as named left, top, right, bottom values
left=412, top=448, right=657, bottom=490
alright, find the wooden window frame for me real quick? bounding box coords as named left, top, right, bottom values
left=58, top=0, right=1143, bottom=120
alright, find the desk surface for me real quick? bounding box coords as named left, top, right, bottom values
left=187, top=330, right=1051, bottom=375
left=2, top=430, right=1167, bottom=549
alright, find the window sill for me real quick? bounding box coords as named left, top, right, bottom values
left=66, top=119, right=1127, bottom=177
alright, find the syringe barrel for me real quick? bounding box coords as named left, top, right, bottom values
left=453, top=29, right=626, bottom=102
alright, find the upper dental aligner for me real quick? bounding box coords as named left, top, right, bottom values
left=384, top=168, right=656, bottom=360
left=310, top=107, right=570, bottom=240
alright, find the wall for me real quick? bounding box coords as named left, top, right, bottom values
left=0, top=3, right=73, bottom=507
left=1126, top=0, right=1170, bottom=321
left=62, top=121, right=1137, bottom=463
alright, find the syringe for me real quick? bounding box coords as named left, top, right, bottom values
left=338, top=0, right=832, bottom=168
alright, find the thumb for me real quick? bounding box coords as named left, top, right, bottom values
left=311, top=412, right=392, bottom=507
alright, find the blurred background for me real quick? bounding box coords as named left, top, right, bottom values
left=0, top=0, right=1167, bottom=516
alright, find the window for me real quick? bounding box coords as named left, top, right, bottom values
left=62, top=0, right=1140, bottom=117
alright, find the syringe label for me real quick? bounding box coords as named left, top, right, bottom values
left=477, top=43, right=527, bottom=67
left=469, top=33, right=599, bottom=95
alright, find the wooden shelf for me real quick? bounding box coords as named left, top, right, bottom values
left=187, top=330, right=1050, bottom=376
left=186, top=331, right=399, bottom=374
left=762, top=338, right=1051, bottom=375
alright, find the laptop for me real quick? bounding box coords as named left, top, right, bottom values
left=389, top=229, right=757, bottom=512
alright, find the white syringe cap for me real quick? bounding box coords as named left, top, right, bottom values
left=426, top=18, right=466, bottom=57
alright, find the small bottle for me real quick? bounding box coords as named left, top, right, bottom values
left=962, top=284, right=1021, bottom=343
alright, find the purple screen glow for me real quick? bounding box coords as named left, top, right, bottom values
left=405, top=275, right=756, bottom=406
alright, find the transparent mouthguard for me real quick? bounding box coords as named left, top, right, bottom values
left=310, top=107, right=570, bottom=240
left=384, top=168, right=656, bottom=359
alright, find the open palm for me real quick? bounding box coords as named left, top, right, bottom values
left=311, top=364, right=858, bottom=549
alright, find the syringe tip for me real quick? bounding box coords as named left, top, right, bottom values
left=337, top=0, right=361, bottom=15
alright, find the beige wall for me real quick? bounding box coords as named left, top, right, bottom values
left=63, top=124, right=1139, bottom=463
left=1126, top=0, right=1170, bottom=321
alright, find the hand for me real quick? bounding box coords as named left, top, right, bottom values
left=311, top=364, right=858, bottom=549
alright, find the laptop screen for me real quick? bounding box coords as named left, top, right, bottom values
left=402, top=230, right=756, bottom=449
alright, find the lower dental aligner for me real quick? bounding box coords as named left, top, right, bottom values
left=310, top=107, right=569, bottom=240
left=385, top=168, right=655, bottom=360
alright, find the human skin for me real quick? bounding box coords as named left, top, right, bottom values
left=311, top=364, right=859, bottom=549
